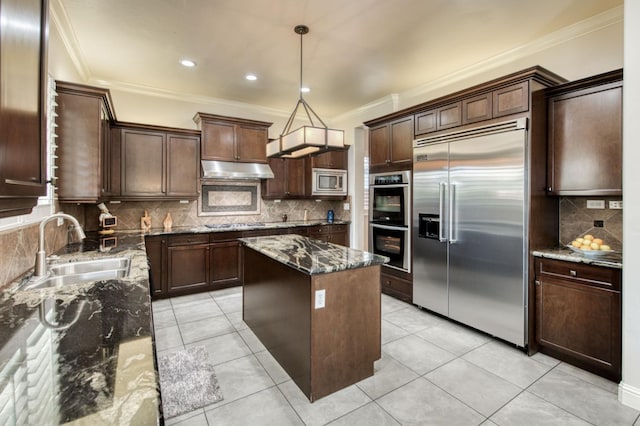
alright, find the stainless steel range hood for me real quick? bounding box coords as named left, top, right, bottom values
left=201, top=160, right=274, bottom=180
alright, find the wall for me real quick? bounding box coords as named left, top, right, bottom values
left=621, top=0, right=640, bottom=411
left=559, top=197, right=623, bottom=250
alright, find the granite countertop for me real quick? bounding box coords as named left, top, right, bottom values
left=0, top=233, right=160, bottom=425
left=141, top=219, right=350, bottom=236
left=532, top=247, right=623, bottom=269
left=240, top=234, right=389, bottom=275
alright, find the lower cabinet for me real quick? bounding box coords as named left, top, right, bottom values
left=167, top=234, right=210, bottom=296
left=381, top=268, right=412, bottom=303
left=145, top=224, right=349, bottom=299
left=534, top=257, right=621, bottom=382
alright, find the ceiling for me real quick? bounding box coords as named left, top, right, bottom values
left=55, top=0, right=622, bottom=118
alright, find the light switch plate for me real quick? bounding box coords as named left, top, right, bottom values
left=343, top=203, right=350, bottom=211
left=315, top=289, right=326, bottom=309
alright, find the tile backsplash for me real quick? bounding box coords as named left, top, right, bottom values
left=559, top=196, right=623, bottom=250
left=81, top=197, right=351, bottom=232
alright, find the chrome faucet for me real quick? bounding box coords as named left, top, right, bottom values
left=34, top=213, right=86, bottom=277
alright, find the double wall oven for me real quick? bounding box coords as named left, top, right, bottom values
left=368, top=170, right=411, bottom=272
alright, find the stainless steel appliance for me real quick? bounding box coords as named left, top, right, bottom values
left=369, top=170, right=411, bottom=272
left=311, top=168, right=347, bottom=196
left=413, top=118, right=528, bottom=346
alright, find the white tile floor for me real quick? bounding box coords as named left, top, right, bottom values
left=152, top=287, right=640, bottom=426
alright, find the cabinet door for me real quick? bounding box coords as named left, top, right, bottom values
left=262, top=158, right=287, bottom=198
left=210, top=240, right=242, bottom=288
left=389, top=117, right=414, bottom=165
left=462, top=93, right=492, bottom=125
left=167, top=244, right=210, bottom=294
left=0, top=0, right=47, bottom=217
left=201, top=121, right=235, bottom=161
left=286, top=158, right=306, bottom=197
left=369, top=125, right=390, bottom=168
left=167, top=134, right=199, bottom=197
left=121, top=129, right=165, bottom=197
left=536, top=275, right=621, bottom=380
left=145, top=236, right=166, bottom=298
left=548, top=83, right=622, bottom=195
left=312, top=150, right=347, bottom=169
left=236, top=125, right=267, bottom=163
left=328, top=231, right=347, bottom=247
left=56, top=91, right=102, bottom=202
left=415, top=110, right=437, bottom=135
left=436, top=102, right=461, bottom=131
left=100, top=103, right=112, bottom=197
left=493, top=81, right=529, bottom=118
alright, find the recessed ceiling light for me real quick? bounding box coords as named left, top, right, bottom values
left=301, top=87, right=310, bottom=93
left=180, top=59, right=196, bottom=68
left=246, top=74, right=258, bottom=81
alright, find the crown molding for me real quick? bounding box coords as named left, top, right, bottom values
left=50, top=0, right=90, bottom=81
left=333, top=5, right=623, bottom=124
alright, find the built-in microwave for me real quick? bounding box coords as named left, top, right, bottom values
left=311, top=168, right=347, bottom=196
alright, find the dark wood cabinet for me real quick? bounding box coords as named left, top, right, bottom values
left=307, top=224, right=349, bottom=247
left=493, top=81, right=530, bottom=118
left=167, top=234, right=210, bottom=296
left=309, top=150, right=348, bottom=169
left=414, top=102, right=462, bottom=135
left=534, top=257, right=621, bottom=382
left=210, top=239, right=243, bottom=289
left=381, top=270, right=412, bottom=303
left=112, top=123, right=199, bottom=200
left=194, top=113, right=272, bottom=163
left=0, top=0, right=49, bottom=218
left=546, top=70, right=622, bottom=196
left=145, top=235, right=167, bottom=297
left=56, top=82, right=115, bottom=203
left=462, top=93, right=492, bottom=125
left=262, top=157, right=306, bottom=199
left=369, top=116, right=413, bottom=172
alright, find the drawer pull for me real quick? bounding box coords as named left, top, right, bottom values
left=535, top=280, right=541, bottom=286
left=570, top=270, right=577, bottom=277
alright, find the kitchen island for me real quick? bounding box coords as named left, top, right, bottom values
left=240, top=234, right=388, bottom=402
left=0, top=234, right=160, bottom=425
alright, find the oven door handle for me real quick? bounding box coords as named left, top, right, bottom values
left=370, top=223, right=408, bottom=231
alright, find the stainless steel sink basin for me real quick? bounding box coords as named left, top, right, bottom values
left=49, top=257, right=130, bottom=276
left=21, top=256, right=131, bottom=291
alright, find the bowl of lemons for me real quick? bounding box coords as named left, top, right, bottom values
left=567, top=234, right=613, bottom=256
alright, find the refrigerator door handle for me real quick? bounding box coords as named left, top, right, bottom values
left=439, top=181, right=447, bottom=242
left=449, top=183, right=457, bottom=243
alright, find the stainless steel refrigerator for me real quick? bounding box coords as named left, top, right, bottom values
left=413, top=118, right=528, bottom=346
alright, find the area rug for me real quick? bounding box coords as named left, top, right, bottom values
left=157, top=345, right=223, bottom=418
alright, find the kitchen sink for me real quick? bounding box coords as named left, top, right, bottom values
left=21, top=256, right=131, bottom=291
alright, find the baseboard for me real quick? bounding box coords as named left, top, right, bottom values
left=619, top=381, right=640, bottom=410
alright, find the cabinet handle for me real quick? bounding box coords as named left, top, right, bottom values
left=570, top=270, right=577, bottom=277
left=535, top=280, right=541, bottom=286
left=547, top=187, right=552, bottom=192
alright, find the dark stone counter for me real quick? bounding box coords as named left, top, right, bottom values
left=239, top=234, right=388, bottom=275
left=532, top=247, right=622, bottom=269
left=0, top=233, right=160, bottom=425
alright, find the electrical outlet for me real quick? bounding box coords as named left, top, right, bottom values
left=586, top=200, right=605, bottom=209
left=57, top=216, right=64, bottom=226
left=314, top=289, right=326, bottom=309
left=609, top=201, right=623, bottom=209
left=343, top=203, right=350, bottom=211
left=594, top=220, right=604, bottom=228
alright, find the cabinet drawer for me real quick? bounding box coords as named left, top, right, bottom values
left=381, top=273, right=412, bottom=299
left=168, top=234, right=209, bottom=246
left=537, top=258, right=620, bottom=290
left=209, top=231, right=243, bottom=242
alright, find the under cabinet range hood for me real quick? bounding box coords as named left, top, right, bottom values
left=201, top=160, right=274, bottom=180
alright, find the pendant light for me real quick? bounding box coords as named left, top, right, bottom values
left=267, top=25, right=345, bottom=158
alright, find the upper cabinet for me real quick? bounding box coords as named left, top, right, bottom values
left=309, top=150, right=348, bottom=170
left=368, top=116, right=414, bottom=172
left=0, top=0, right=49, bottom=218
left=110, top=123, right=200, bottom=200
left=262, top=157, right=306, bottom=199
left=365, top=67, right=566, bottom=174
left=546, top=70, right=623, bottom=196
left=55, top=81, right=115, bottom=203
left=193, top=113, right=272, bottom=163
